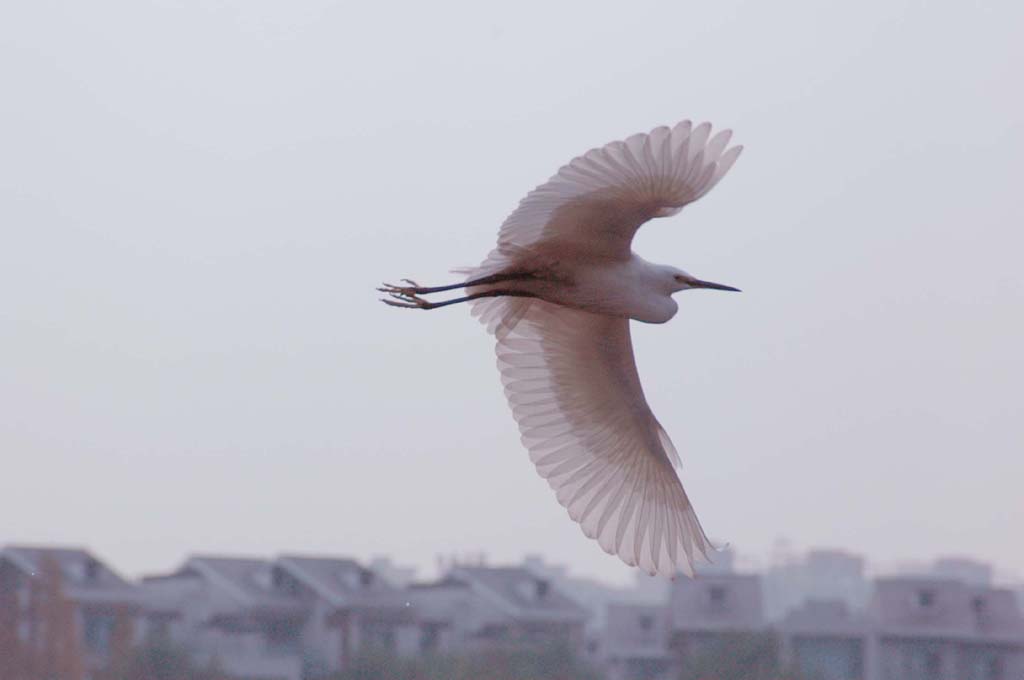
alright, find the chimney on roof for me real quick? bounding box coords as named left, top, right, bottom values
left=84, top=557, right=100, bottom=583
left=519, top=577, right=550, bottom=601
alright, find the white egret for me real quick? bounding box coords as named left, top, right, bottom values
left=381, top=120, right=743, bottom=576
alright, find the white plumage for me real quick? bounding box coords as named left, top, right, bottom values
left=383, top=120, right=743, bottom=577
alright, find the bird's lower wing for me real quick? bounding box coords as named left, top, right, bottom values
left=495, top=301, right=713, bottom=576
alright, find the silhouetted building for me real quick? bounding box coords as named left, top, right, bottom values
left=667, top=571, right=764, bottom=673
left=277, top=554, right=421, bottom=672
left=7, top=542, right=1023, bottom=680
left=603, top=603, right=672, bottom=680
left=869, top=577, right=1024, bottom=680
left=603, top=568, right=1024, bottom=680
left=932, top=556, right=994, bottom=587
left=408, top=565, right=587, bottom=654
left=523, top=554, right=635, bottom=633
left=139, top=556, right=307, bottom=680
left=0, top=545, right=160, bottom=680
left=139, top=553, right=424, bottom=678
left=778, top=599, right=869, bottom=680
left=763, top=548, right=868, bottom=622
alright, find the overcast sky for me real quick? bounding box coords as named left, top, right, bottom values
left=2, top=0, right=1021, bottom=586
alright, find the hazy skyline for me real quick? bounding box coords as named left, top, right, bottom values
left=2, top=1, right=1021, bottom=586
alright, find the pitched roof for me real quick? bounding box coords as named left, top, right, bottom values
left=184, top=555, right=308, bottom=617
left=4, top=545, right=127, bottom=585
left=2, top=544, right=138, bottom=606
left=451, top=566, right=587, bottom=622
left=406, top=577, right=478, bottom=624
left=276, top=554, right=410, bottom=611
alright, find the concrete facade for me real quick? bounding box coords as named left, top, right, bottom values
left=602, top=603, right=672, bottom=680
left=408, top=565, right=587, bottom=654
left=0, top=547, right=591, bottom=679
left=0, top=545, right=168, bottom=680
left=763, top=549, right=869, bottom=622
left=6, top=543, right=1022, bottom=680
left=600, top=569, right=1024, bottom=680
left=869, top=577, right=1024, bottom=680
left=667, top=572, right=766, bottom=678
left=137, top=553, right=430, bottom=678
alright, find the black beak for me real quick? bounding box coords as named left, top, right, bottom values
left=692, top=279, right=741, bottom=292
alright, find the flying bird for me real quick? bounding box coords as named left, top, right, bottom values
left=381, top=120, right=742, bottom=577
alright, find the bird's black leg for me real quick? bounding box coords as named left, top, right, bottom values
left=381, top=289, right=537, bottom=310
left=378, top=271, right=533, bottom=297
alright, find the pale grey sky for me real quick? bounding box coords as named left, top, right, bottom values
left=1, top=0, right=1021, bottom=586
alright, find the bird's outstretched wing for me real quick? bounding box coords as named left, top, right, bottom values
left=487, top=120, right=741, bottom=266
left=466, top=120, right=741, bottom=339
left=497, top=300, right=713, bottom=576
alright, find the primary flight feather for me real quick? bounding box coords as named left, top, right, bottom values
left=381, top=119, right=743, bottom=577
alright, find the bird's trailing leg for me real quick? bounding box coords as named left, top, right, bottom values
left=382, top=289, right=537, bottom=310
left=378, top=271, right=534, bottom=298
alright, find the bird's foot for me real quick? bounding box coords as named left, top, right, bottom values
left=377, top=279, right=424, bottom=297
left=380, top=289, right=434, bottom=309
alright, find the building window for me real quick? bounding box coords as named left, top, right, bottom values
left=339, top=569, right=362, bottom=589
left=84, top=559, right=100, bottom=583
left=638, top=614, right=654, bottom=632
left=265, top=620, right=301, bottom=656
left=83, top=614, right=116, bottom=654
left=271, top=567, right=301, bottom=596
left=627, top=658, right=668, bottom=680
left=906, top=644, right=944, bottom=680
left=363, top=621, right=397, bottom=651
left=986, top=655, right=1003, bottom=680
left=966, top=652, right=1004, bottom=680
left=708, top=585, right=726, bottom=606
left=917, top=589, right=935, bottom=607
left=421, top=623, right=441, bottom=653
left=147, top=617, right=170, bottom=641
left=515, top=579, right=550, bottom=601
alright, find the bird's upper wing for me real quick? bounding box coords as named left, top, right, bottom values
left=497, top=300, right=713, bottom=576
left=488, top=120, right=742, bottom=264
left=465, top=120, right=740, bottom=338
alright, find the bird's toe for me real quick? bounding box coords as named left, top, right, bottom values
left=382, top=290, right=431, bottom=309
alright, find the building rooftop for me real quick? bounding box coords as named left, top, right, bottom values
left=669, top=572, right=763, bottom=632
left=603, top=602, right=671, bottom=659
left=452, top=565, right=588, bottom=623
left=276, top=554, right=411, bottom=612
left=870, top=577, right=1024, bottom=643
left=2, top=544, right=139, bottom=606
left=179, top=555, right=309, bottom=618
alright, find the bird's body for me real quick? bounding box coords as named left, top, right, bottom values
left=470, top=253, right=682, bottom=323
left=382, top=120, right=743, bottom=577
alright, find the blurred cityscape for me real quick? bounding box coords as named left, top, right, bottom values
left=1, top=543, right=1022, bottom=680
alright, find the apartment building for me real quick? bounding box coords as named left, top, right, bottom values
left=0, top=545, right=169, bottom=680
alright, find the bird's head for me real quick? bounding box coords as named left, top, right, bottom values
left=668, top=267, right=741, bottom=294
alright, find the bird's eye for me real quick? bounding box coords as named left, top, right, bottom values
left=674, top=274, right=685, bottom=282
